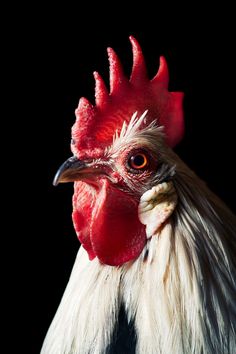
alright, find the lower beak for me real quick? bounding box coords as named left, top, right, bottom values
left=53, top=156, right=87, bottom=186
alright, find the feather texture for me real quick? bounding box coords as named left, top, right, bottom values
left=42, top=112, right=236, bottom=353
left=41, top=154, right=236, bottom=353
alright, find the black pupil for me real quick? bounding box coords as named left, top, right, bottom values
left=132, top=154, right=145, bottom=167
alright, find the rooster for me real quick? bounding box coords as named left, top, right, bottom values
left=41, top=37, right=236, bottom=354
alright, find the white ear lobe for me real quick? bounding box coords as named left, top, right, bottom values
left=138, top=182, right=177, bottom=238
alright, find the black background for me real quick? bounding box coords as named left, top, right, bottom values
left=11, top=5, right=236, bottom=353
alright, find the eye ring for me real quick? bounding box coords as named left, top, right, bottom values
left=128, top=152, right=149, bottom=170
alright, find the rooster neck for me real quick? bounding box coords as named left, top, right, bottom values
left=41, top=168, right=236, bottom=353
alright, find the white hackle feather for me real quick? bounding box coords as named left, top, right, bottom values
left=41, top=112, right=236, bottom=354
left=107, top=110, right=159, bottom=158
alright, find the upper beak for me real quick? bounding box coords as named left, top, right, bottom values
left=53, top=156, right=88, bottom=186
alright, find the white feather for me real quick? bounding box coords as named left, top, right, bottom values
left=41, top=113, right=236, bottom=354
left=41, top=184, right=236, bottom=354
left=107, top=110, right=159, bottom=158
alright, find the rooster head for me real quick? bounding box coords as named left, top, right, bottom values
left=54, top=37, right=184, bottom=266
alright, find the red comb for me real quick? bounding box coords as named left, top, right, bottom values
left=71, top=36, right=184, bottom=157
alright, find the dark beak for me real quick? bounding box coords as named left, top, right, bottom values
left=53, top=156, right=87, bottom=186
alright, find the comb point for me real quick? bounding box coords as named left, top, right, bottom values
left=129, top=36, right=148, bottom=84
left=75, top=97, right=95, bottom=119
left=107, top=47, right=126, bottom=94
left=93, top=71, right=109, bottom=108
left=152, top=56, right=169, bottom=88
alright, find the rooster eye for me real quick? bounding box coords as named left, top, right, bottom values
left=128, top=153, right=149, bottom=171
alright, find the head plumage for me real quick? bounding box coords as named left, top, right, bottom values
left=71, top=36, right=184, bottom=158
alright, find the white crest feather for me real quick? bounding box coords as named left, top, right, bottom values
left=106, top=110, right=160, bottom=157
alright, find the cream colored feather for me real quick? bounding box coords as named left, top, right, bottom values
left=41, top=113, right=236, bottom=354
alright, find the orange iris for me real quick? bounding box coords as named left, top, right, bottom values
left=129, top=153, right=148, bottom=169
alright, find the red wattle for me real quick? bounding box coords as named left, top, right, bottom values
left=90, top=179, right=146, bottom=266
left=72, top=179, right=146, bottom=266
